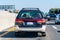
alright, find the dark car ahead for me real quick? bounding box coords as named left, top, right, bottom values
left=15, top=8, right=46, bottom=37
left=46, top=13, right=56, bottom=21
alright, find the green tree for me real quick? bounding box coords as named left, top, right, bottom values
left=49, top=8, right=60, bottom=14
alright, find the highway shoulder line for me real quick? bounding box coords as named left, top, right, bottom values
left=0, top=31, right=9, bottom=37
left=0, top=27, right=16, bottom=37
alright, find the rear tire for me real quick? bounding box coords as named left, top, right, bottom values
left=41, top=32, right=46, bottom=37
left=38, top=32, right=42, bottom=37
left=38, top=32, right=46, bottom=37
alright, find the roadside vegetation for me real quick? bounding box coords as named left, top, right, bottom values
left=49, top=8, right=60, bottom=14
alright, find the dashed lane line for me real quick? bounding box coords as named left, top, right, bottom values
left=52, top=26, right=58, bottom=30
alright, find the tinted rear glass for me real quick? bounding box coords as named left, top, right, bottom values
left=17, top=10, right=43, bottom=19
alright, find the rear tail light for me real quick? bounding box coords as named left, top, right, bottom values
left=15, top=19, right=23, bottom=23
left=37, top=19, right=46, bottom=23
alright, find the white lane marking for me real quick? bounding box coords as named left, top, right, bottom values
left=0, top=31, right=9, bottom=37
left=52, top=26, right=57, bottom=30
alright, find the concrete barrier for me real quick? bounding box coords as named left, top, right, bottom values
left=0, top=10, right=17, bottom=32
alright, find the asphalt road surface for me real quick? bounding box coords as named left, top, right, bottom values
left=0, top=20, right=60, bottom=40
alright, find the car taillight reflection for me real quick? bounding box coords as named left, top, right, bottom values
left=15, top=19, right=46, bottom=23
left=37, top=19, right=46, bottom=23
left=16, top=19, right=23, bottom=23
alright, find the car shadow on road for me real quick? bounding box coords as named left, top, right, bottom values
left=57, top=29, right=60, bottom=33
left=1, top=32, right=39, bottom=38
left=15, top=32, right=38, bottom=38
left=0, top=31, right=15, bottom=38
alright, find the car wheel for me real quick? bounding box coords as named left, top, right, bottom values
left=37, top=32, right=42, bottom=37
left=37, top=32, right=46, bottom=37
left=41, top=32, right=46, bottom=37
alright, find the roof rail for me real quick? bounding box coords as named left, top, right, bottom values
left=22, top=8, right=39, bottom=10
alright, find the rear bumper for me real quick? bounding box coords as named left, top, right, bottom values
left=15, top=25, right=46, bottom=32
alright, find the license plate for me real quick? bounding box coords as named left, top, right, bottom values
left=27, top=22, right=33, bottom=25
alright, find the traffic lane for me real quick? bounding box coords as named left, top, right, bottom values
left=0, top=27, right=15, bottom=38
left=15, top=32, right=38, bottom=37
left=51, top=25, right=60, bottom=32
left=15, top=32, right=46, bottom=40
left=46, top=25, right=60, bottom=40
left=53, top=25, right=60, bottom=29
left=0, top=27, right=42, bottom=38
left=0, top=25, right=53, bottom=40
left=0, top=20, right=59, bottom=40
left=0, top=32, right=46, bottom=40
left=0, top=26, right=47, bottom=40
left=0, top=20, right=56, bottom=40
left=0, top=37, right=45, bottom=40
left=1, top=31, right=15, bottom=38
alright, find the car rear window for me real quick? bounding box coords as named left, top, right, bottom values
left=49, top=14, right=56, bottom=17
left=17, top=10, right=43, bottom=19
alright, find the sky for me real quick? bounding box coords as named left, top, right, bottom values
left=0, top=0, right=60, bottom=12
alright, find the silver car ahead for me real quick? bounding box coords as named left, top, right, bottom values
left=55, top=14, right=60, bottom=24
